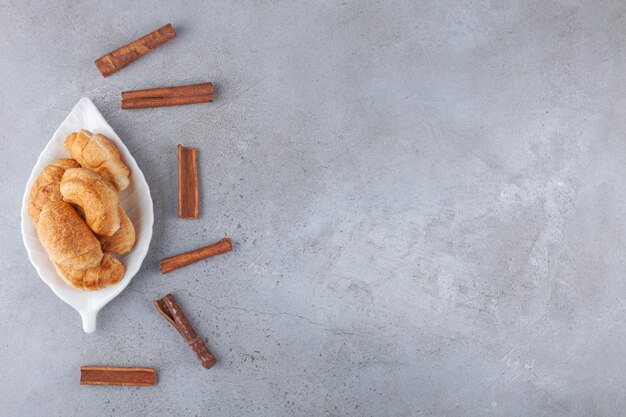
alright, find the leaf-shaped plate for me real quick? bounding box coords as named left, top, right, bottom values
left=20, top=97, right=154, bottom=333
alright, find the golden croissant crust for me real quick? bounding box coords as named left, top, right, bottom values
left=28, top=158, right=80, bottom=224
left=60, top=168, right=121, bottom=237
left=99, top=207, right=136, bottom=255
left=37, top=201, right=103, bottom=269
left=54, top=253, right=124, bottom=291
left=64, top=130, right=131, bottom=191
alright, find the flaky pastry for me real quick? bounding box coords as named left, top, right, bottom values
left=60, top=168, right=120, bottom=237
left=37, top=201, right=103, bottom=269
left=64, top=129, right=131, bottom=190
left=28, top=158, right=80, bottom=224
left=54, top=253, right=124, bottom=291
left=99, top=207, right=136, bottom=255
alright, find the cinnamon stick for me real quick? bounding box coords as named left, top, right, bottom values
left=160, top=237, right=232, bottom=274
left=95, top=24, right=176, bottom=77
left=122, top=82, right=213, bottom=100
left=154, top=294, right=216, bottom=369
left=178, top=145, right=199, bottom=219
left=80, top=366, right=157, bottom=386
left=121, top=83, right=213, bottom=109
left=122, top=95, right=212, bottom=109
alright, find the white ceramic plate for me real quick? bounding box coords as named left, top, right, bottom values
left=20, top=97, right=154, bottom=333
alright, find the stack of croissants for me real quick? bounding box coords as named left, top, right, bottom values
left=28, top=130, right=136, bottom=291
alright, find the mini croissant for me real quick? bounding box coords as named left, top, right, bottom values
left=28, top=158, right=80, bottom=224
left=60, top=168, right=120, bottom=237
left=64, top=130, right=131, bottom=190
left=99, top=207, right=136, bottom=255
left=54, top=253, right=125, bottom=291
left=37, top=201, right=103, bottom=269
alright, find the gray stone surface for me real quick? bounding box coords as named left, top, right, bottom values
left=1, top=0, right=625, bottom=416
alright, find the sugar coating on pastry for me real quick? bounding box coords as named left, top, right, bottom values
left=28, top=158, right=80, bottom=224
left=54, top=253, right=125, bottom=291
left=99, top=207, right=136, bottom=255
left=60, top=168, right=121, bottom=237
left=37, top=201, right=103, bottom=269
left=64, top=129, right=131, bottom=191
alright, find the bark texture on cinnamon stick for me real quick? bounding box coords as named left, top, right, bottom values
left=122, top=83, right=212, bottom=100
left=122, top=82, right=213, bottom=109
left=80, top=366, right=157, bottom=386
left=95, top=24, right=176, bottom=77
left=178, top=145, right=199, bottom=219
left=154, top=294, right=216, bottom=369
left=160, top=237, right=232, bottom=274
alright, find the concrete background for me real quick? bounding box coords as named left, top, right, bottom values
left=1, top=1, right=625, bottom=416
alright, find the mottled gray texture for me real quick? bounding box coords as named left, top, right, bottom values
left=1, top=0, right=625, bottom=416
